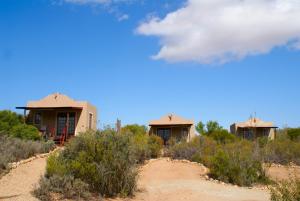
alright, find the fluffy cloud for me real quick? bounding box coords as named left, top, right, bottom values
left=137, top=0, right=300, bottom=63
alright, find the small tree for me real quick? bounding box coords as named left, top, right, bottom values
left=287, top=128, right=300, bottom=141
left=195, top=120, right=235, bottom=143
left=206, top=121, right=223, bottom=134
left=121, top=124, right=148, bottom=135
left=196, top=121, right=206, bottom=135
left=0, top=110, right=24, bottom=133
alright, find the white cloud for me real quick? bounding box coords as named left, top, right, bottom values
left=118, top=14, right=129, bottom=21
left=137, top=0, right=300, bottom=64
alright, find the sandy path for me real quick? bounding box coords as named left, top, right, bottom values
left=267, top=165, right=300, bottom=181
left=0, top=157, right=46, bottom=201
left=111, top=158, right=270, bottom=201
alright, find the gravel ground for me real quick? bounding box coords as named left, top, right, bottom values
left=0, top=157, right=46, bottom=201
left=1, top=156, right=299, bottom=201
left=109, top=158, right=270, bottom=201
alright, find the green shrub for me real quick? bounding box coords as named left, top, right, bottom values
left=167, top=141, right=198, bottom=160
left=131, top=133, right=151, bottom=163
left=10, top=124, right=41, bottom=141
left=166, top=137, right=267, bottom=186
left=121, top=124, right=148, bottom=136
left=209, top=140, right=267, bottom=186
left=264, top=137, right=300, bottom=165
left=270, top=178, right=300, bottom=201
left=191, top=136, right=219, bottom=166
left=148, top=135, right=163, bottom=158
left=43, top=130, right=138, bottom=198
left=0, top=110, right=41, bottom=141
left=287, top=128, right=300, bottom=141
left=208, top=129, right=236, bottom=144
left=0, top=135, right=55, bottom=175
left=33, top=175, right=90, bottom=201
left=0, top=110, right=23, bottom=133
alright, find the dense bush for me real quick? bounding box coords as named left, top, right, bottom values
left=208, top=141, right=267, bottom=186
left=131, top=133, right=151, bottom=163
left=10, top=124, right=41, bottom=140
left=36, top=128, right=164, bottom=200
left=264, top=136, right=300, bottom=165
left=131, top=134, right=163, bottom=163
left=166, top=136, right=268, bottom=186
left=33, top=175, right=90, bottom=201
left=0, top=110, right=23, bottom=132
left=0, top=135, right=55, bottom=175
left=40, top=130, right=138, bottom=199
left=121, top=124, right=148, bottom=136
left=166, top=141, right=198, bottom=160
left=287, top=128, right=300, bottom=141
left=208, top=129, right=236, bottom=144
left=0, top=110, right=40, bottom=141
left=147, top=135, right=163, bottom=158
left=195, top=120, right=236, bottom=143
left=270, top=178, right=300, bottom=201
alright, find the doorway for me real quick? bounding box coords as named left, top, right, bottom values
left=157, top=128, right=171, bottom=145
left=56, top=112, right=76, bottom=137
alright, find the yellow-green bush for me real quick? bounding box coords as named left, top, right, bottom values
left=9, top=124, right=40, bottom=141
left=0, top=135, right=55, bottom=175
left=209, top=140, right=267, bottom=186
left=39, top=130, right=138, bottom=199
left=33, top=175, right=90, bottom=201
left=264, top=137, right=300, bottom=165
left=166, top=137, right=267, bottom=186
left=147, top=135, right=163, bottom=158
left=270, top=178, right=300, bottom=201
left=0, top=110, right=41, bottom=141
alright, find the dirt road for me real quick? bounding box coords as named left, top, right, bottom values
left=112, top=158, right=270, bottom=201
left=0, top=157, right=46, bottom=201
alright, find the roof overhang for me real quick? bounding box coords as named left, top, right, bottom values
left=237, top=126, right=278, bottom=128
left=16, top=106, right=83, bottom=110
left=149, top=124, right=193, bottom=126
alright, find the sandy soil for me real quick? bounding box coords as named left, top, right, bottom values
left=1, top=156, right=299, bottom=201
left=266, top=164, right=300, bottom=181
left=110, top=158, right=270, bottom=201
left=0, top=157, right=46, bottom=201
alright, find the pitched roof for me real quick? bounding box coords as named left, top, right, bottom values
left=234, top=118, right=277, bottom=128
left=25, top=93, right=87, bottom=108
left=149, top=114, right=194, bottom=126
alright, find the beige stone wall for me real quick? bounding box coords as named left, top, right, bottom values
left=188, top=124, right=196, bottom=142
left=76, top=102, right=97, bottom=134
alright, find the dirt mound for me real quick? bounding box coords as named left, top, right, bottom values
left=110, top=158, right=270, bottom=201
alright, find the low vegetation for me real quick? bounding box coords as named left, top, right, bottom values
left=270, top=178, right=300, bottom=201
left=167, top=136, right=268, bottom=186
left=168, top=121, right=300, bottom=187
left=0, top=110, right=55, bottom=176
left=34, top=125, right=163, bottom=200
left=0, top=135, right=55, bottom=176
left=264, top=135, right=300, bottom=165
left=0, top=110, right=40, bottom=141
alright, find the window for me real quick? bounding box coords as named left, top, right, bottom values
left=68, top=113, right=76, bottom=135
left=34, top=113, right=41, bottom=125
left=182, top=127, right=188, bottom=138
left=157, top=128, right=171, bottom=144
left=89, top=113, right=93, bottom=130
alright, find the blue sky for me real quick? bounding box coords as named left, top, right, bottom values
left=1, top=0, right=300, bottom=129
